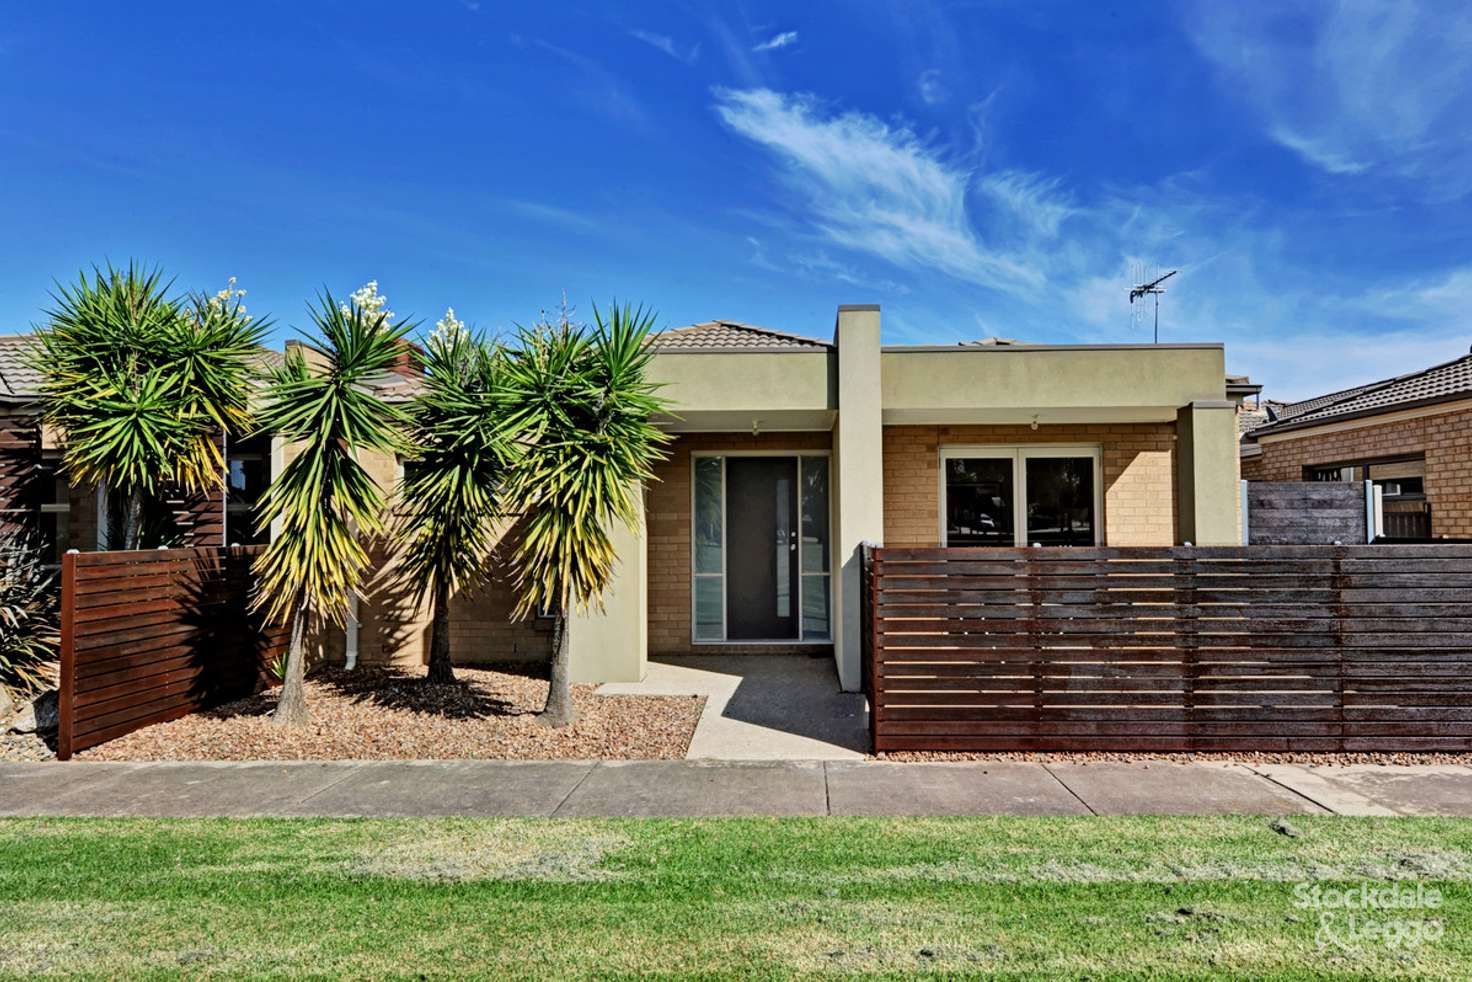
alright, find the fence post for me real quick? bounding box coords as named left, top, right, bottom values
left=57, top=549, right=77, bottom=761
left=1331, top=545, right=1347, bottom=751
left=1240, top=479, right=1250, bottom=546
left=1178, top=543, right=1198, bottom=752
left=861, top=542, right=880, bottom=752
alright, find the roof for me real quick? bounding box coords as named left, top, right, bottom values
left=649, top=320, right=831, bottom=352
left=0, top=334, right=43, bottom=399
left=960, top=336, right=1025, bottom=347
left=1249, top=351, right=1472, bottom=437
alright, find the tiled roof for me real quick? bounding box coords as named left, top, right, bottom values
left=960, top=336, right=1025, bottom=347
left=0, top=334, right=43, bottom=398
left=650, top=320, right=831, bottom=351
left=1249, top=351, right=1472, bottom=436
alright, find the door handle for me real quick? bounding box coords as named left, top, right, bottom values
left=789, top=530, right=797, bottom=552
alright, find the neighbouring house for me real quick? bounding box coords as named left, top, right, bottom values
left=1241, top=348, right=1472, bottom=540
left=0, top=305, right=1252, bottom=691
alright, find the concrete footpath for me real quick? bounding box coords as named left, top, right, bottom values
left=4, top=759, right=1472, bottom=818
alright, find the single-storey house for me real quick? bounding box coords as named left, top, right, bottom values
left=1241, top=349, right=1472, bottom=540
left=0, top=305, right=1248, bottom=690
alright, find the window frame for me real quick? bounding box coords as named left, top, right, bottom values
left=938, top=444, right=1104, bottom=547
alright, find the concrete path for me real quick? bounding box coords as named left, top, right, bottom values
left=5, top=759, right=1472, bottom=818
left=597, top=655, right=868, bottom=760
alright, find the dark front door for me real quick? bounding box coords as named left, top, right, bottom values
left=725, top=457, right=799, bottom=640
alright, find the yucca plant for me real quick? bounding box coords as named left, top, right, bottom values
left=32, top=264, right=266, bottom=549
left=396, top=321, right=518, bottom=684
left=500, top=301, right=670, bottom=727
left=251, top=293, right=413, bottom=725
left=0, top=529, right=59, bottom=703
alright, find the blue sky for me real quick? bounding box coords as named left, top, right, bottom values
left=3, top=1, right=1471, bottom=399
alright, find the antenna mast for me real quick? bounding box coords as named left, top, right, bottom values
left=1130, top=268, right=1178, bottom=343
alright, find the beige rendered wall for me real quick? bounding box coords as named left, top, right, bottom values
left=1176, top=401, right=1240, bottom=545
left=882, top=423, right=1178, bottom=546
left=645, top=430, right=834, bottom=657
left=832, top=305, right=884, bottom=692
left=1251, top=403, right=1472, bottom=538
left=566, top=490, right=647, bottom=683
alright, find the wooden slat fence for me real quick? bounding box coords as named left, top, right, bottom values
left=1245, top=481, right=1369, bottom=545
left=865, top=545, right=1472, bottom=753
left=58, top=546, right=288, bottom=759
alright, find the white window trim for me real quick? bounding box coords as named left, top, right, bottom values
left=689, top=450, right=833, bottom=645
left=938, top=444, right=1104, bottom=547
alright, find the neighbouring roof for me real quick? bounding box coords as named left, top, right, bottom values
left=0, top=334, right=43, bottom=399
left=960, top=336, right=1025, bottom=347
left=1248, top=350, right=1472, bottom=437
left=649, top=320, right=831, bottom=351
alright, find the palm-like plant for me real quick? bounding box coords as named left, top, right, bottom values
left=396, top=324, right=517, bottom=684
left=252, top=293, right=412, bottom=725
left=0, top=529, right=59, bottom=702
left=500, top=301, right=670, bottom=727
left=32, top=264, right=266, bottom=549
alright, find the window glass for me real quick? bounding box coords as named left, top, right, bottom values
left=945, top=457, right=1013, bottom=546
left=801, top=574, right=830, bottom=640
left=693, top=457, right=723, bottom=574
left=800, top=456, right=829, bottom=573
left=1025, top=456, right=1095, bottom=546
left=694, top=575, right=723, bottom=640
left=227, top=455, right=268, bottom=506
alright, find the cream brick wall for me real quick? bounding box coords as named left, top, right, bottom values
left=1249, top=405, right=1472, bottom=538
left=647, top=431, right=834, bottom=656
left=882, top=423, right=1178, bottom=546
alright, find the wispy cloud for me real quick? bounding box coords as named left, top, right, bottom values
left=629, top=28, right=700, bottom=65
left=752, top=30, right=798, bottom=53
left=1187, top=2, right=1472, bottom=195
left=916, top=68, right=947, bottom=105
left=712, top=87, right=1052, bottom=293
left=529, top=39, right=651, bottom=132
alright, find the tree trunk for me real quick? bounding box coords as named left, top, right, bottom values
left=121, top=491, right=144, bottom=551
left=537, top=610, right=576, bottom=727
left=426, top=579, right=455, bottom=684
left=273, top=608, right=311, bottom=726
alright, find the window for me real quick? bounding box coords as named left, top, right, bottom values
left=941, top=446, right=1101, bottom=547
left=36, top=453, right=70, bottom=567
left=1308, top=455, right=1425, bottom=500
left=225, top=438, right=271, bottom=545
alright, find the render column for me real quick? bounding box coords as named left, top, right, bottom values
left=1175, top=400, right=1240, bottom=545
left=567, top=484, right=648, bottom=683
left=832, top=305, right=885, bottom=692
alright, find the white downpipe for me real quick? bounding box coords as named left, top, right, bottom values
left=345, top=592, right=360, bottom=670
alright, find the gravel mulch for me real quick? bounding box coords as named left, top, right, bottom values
left=1, top=731, right=55, bottom=762
left=879, top=750, right=1472, bottom=767
left=78, top=666, right=704, bottom=762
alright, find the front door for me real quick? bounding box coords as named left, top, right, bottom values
left=725, top=457, right=799, bottom=639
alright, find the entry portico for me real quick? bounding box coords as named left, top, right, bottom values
left=570, top=304, right=1242, bottom=692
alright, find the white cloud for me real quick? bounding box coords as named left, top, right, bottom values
left=752, top=31, right=798, bottom=53
left=916, top=68, right=947, bottom=105
left=1187, top=2, right=1472, bottom=194
left=712, top=87, right=1053, bottom=292
left=629, top=29, right=700, bottom=65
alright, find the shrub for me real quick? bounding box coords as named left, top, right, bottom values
left=0, top=529, right=59, bottom=700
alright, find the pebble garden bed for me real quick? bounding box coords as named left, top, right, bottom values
left=71, top=666, right=703, bottom=762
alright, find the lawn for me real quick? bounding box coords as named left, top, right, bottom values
left=2, top=816, right=1470, bottom=978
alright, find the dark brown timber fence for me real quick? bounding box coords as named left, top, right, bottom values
left=58, top=546, right=288, bottom=759
left=863, top=545, right=1472, bottom=753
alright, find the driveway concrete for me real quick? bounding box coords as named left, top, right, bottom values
left=597, top=655, right=868, bottom=760
left=6, top=759, right=1470, bottom=817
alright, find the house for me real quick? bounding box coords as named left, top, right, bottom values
left=1241, top=349, right=1472, bottom=540
left=1, top=305, right=1248, bottom=691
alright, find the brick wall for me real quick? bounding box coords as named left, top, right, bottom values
left=882, top=423, right=1178, bottom=546
left=647, top=431, right=834, bottom=656
left=1249, top=404, right=1472, bottom=538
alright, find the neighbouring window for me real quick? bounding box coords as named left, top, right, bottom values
left=799, top=456, right=831, bottom=640
left=943, top=447, right=1100, bottom=547
left=1308, top=455, right=1425, bottom=500
left=36, top=453, right=70, bottom=567
left=226, top=438, right=271, bottom=545
left=692, top=456, right=724, bottom=640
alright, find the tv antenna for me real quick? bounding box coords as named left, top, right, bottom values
left=1130, top=268, right=1177, bottom=343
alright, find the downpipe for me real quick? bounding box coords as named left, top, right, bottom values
left=345, top=592, right=360, bottom=670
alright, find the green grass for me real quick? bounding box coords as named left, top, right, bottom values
left=2, top=817, right=1471, bottom=978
